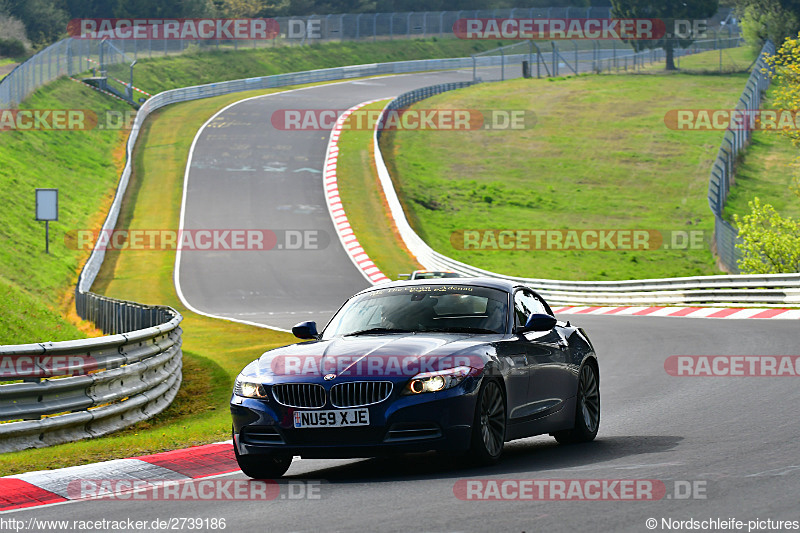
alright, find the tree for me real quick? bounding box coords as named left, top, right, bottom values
left=735, top=0, right=800, bottom=46
left=732, top=32, right=800, bottom=274
left=734, top=197, right=800, bottom=273
left=4, top=0, right=69, bottom=46
left=610, top=0, right=718, bottom=70
left=766, top=33, right=800, bottom=150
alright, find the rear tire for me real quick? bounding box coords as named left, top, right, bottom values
left=234, top=441, right=292, bottom=479
left=554, top=363, right=600, bottom=444
left=468, top=379, right=506, bottom=465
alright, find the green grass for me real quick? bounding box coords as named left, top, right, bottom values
left=0, top=282, right=85, bottom=343
left=0, top=79, right=131, bottom=344
left=0, top=37, right=508, bottom=472
left=672, top=45, right=757, bottom=73
left=722, top=90, right=800, bottom=223
left=334, top=100, right=422, bottom=279
left=106, top=38, right=505, bottom=96
left=0, top=37, right=508, bottom=347
left=0, top=87, right=308, bottom=477
left=0, top=58, right=19, bottom=81
left=380, top=68, right=750, bottom=281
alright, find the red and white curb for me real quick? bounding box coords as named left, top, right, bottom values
left=85, top=57, right=152, bottom=97
left=0, top=441, right=237, bottom=512
left=323, top=99, right=394, bottom=285
left=69, top=76, right=130, bottom=104
left=553, top=306, right=800, bottom=320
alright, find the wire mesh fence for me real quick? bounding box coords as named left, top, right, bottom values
left=707, top=40, right=776, bottom=274
left=471, top=32, right=744, bottom=82
left=0, top=5, right=745, bottom=108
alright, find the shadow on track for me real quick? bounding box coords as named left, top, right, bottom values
left=282, top=435, right=683, bottom=483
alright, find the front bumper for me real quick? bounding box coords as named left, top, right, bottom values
left=231, top=378, right=480, bottom=459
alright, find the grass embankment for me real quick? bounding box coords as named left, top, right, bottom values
left=722, top=90, right=800, bottom=222
left=0, top=87, right=304, bottom=476
left=379, top=60, right=751, bottom=280
left=0, top=80, right=131, bottom=343
left=0, top=58, right=19, bottom=80
left=0, top=37, right=505, bottom=346
left=0, top=37, right=505, bottom=474
left=670, top=45, right=756, bottom=73
left=109, top=38, right=502, bottom=94
left=334, top=100, right=422, bottom=278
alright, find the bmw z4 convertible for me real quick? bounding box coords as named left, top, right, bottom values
left=231, top=278, right=599, bottom=478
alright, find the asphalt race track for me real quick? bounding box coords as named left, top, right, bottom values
left=9, top=68, right=800, bottom=532
left=10, top=316, right=800, bottom=531
left=175, top=63, right=598, bottom=330
left=175, top=69, right=485, bottom=330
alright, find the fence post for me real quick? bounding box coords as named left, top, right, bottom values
left=472, top=55, right=477, bottom=82
left=574, top=41, right=578, bottom=73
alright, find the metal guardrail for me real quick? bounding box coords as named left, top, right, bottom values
left=0, top=53, right=602, bottom=451
left=0, top=35, right=780, bottom=452
left=708, top=40, right=776, bottom=274
left=0, top=53, right=559, bottom=452
left=373, top=82, right=800, bottom=308
left=0, top=5, right=743, bottom=109
left=0, top=6, right=608, bottom=109
left=0, top=308, right=182, bottom=453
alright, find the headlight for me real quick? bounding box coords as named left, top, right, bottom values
left=235, top=377, right=268, bottom=399
left=405, top=366, right=473, bottom=394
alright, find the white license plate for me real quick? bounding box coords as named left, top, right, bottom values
left=293, top=408, right=369, bottom=428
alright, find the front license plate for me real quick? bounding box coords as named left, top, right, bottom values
left=294, top=408, right=369, bottom=428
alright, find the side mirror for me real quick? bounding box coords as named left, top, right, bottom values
left=520, top=313, right=557, bottom=333
left=292, top=321, right=319, bottom=340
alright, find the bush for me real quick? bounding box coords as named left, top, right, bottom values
left=734, top=197, right=800, bottom=273
left=0, top=38, right=25, bottom=58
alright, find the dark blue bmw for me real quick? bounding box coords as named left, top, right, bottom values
left=231, top=278, right=599, bottom=478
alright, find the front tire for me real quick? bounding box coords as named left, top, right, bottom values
left=234, top=442, right=292, bottom=479
left=468, top=379, right=506, bottom=465
left=554, top=362, right=600, bottom=444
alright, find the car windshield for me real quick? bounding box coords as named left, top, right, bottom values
left=412, top=271, right=463, bottom=279
left=321, top=285, right=509, bottom=338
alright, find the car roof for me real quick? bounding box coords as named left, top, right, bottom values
left=354, top=276, right=520, bottom=295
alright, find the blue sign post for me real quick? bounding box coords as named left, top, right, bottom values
left=35, top=188, right=58, bottom=254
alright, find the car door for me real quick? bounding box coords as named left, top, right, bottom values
left=513, top=289, right=572, bottom=417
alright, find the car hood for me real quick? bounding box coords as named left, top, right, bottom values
left=241, top=333, right=500, bottom=382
